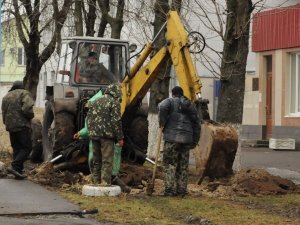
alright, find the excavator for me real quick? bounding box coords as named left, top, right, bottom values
left=38, top=11, right=237, bottom=182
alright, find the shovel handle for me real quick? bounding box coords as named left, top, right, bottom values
left=50, top=154, right=63, bottom=163
left=151, top=128, right=163, bottom=184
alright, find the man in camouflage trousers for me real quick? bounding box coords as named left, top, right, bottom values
left=1, top=81, right=35, bottom=179
left=158, top=86, right=200, bottom=196
left=86, top=83, right=124, bottom=185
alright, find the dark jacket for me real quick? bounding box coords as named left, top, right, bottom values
left=2, top=87, right=35, bottom=132
left=159, top=96, right=200, bottom=144
left=86, top=84, right=124, bottom=141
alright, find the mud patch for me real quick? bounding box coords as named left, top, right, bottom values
left=203, top=169, right=300, bottom=197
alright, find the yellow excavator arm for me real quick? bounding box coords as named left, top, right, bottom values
left=120, top=11, right=202, bottom=115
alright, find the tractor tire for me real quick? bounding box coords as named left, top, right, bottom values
left=126, top=115, right=148, bottom=154
left=122, top=105, right=148, bottom=164
left=30, top=118, right=43, bottom=162
left=42, top=101, right=75, bottom=161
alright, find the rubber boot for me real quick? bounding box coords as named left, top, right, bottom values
left=112, top=176, right=131, bottom=193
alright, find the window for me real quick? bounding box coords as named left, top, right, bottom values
left=289, top=52, right=300, bottom=115
left=17, top=48, right=26, bottom=65
left=76, top=42, right=126, bottom=84
left=0, top=50, right=4, bottom=65
left=57, top=43, right=72, bottom=83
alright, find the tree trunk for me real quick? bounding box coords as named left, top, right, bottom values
left=97, top=17, right=108, bottom=37
left=97, top=0, right=124, bottom=39
left=147, top=0, right=171, bottom=159
left=216, top=0, right=253, bottom=123
left=86, top=0, right=97, bottom=36
left=75, top=0, right=84, bottom=36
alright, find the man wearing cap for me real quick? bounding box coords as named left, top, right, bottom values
left=158, top=86, right=200, bottom=196
left=79, top=51, right=116, bottom=84
left=1, top=81, right=35, bottom=179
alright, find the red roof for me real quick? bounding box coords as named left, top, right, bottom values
left=252, top=3, right=300, bottom=52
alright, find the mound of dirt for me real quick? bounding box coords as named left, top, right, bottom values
left=27, top=161, right=156, bottom=193
left=119, top=163, right=162, bottom=186
left=204, top=168, right=300, bottom=197
left=231, top=168, right=298, bottom=195
left=29, top=163, right=88, bottom=188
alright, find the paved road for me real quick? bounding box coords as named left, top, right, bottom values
left=240, top=147, right=300, bottom=184
left=0, top=179, right=101, bottom=225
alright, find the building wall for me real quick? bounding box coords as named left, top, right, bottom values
left=243, top=72, right=259, bottom=125
left=0, top=19, right=45, bottom=109
left=242, top=46, right=300, bottom=147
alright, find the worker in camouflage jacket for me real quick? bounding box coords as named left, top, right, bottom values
left=86, top=83, right=124, bottom=185
left=158, top=86, right=200, bottom=196
left=1, top=81, right=35, bottom=179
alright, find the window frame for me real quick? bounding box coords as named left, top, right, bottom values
left=288, top=52, right=300, bottom=116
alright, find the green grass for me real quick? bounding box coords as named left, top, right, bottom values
left=60, top=191, right=300, bottom=225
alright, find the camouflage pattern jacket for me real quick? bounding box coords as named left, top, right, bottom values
left=79, top=62, right=116, bottom=84
left=1, top=89, right=35, bottom=132
left=86, top=84, right=124, bottom=141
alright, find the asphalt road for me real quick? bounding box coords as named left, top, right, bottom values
left=0, top=179, right=101, bottom=225
left=240, top=147, right=300, bottom=184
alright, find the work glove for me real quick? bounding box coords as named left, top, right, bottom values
left=73, top=133, right=80, bottom=139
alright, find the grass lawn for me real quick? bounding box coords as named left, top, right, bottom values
left=60, top=191, right=300, bottom=225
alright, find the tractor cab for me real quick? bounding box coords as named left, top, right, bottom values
left=55, top=37, right=130, bottom=90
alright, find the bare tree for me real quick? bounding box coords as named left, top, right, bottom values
left=74, top=0, right=84, bottom=35
left=216, top=0, right=253, bottom=123
left=4, top=0, right=73, bottom=100
left=85, top=0, right=97, bottom=36
left=97, top=0, right=125, bottom=38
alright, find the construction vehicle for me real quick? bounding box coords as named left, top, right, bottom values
left=41, top=11, right=237, bottom=179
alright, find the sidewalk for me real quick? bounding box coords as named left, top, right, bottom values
left=0, top=178, right=101, bottom=225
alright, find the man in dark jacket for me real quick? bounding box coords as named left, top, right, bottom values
left=1, top=81, right=35, bottom=179
left=158, top=86, right=200, bottom=196
left=86, top=83, right=124, bottom=185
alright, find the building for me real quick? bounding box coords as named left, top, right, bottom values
left=0, top=18, right=45, bottom=108
left=0, top=18, right=26, bottom=107
left=242, top=3, right=300, bottom=148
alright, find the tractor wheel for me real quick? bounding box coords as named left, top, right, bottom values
left=30, top=118, right=43, bottom=162
left=122, top=106, right=148, bottom=164
left=126, top=115, right=148, bottom=154
left=42, top=101, right=75, bottom=161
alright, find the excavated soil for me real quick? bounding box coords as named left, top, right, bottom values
left=201, top=168, right=300, bottom=198
left=1, top=149, right=299, bottom=198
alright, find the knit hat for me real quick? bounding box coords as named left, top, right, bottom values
left=9, top=81, right=24, bottom=91
left=171, top=86, right=183, bottom=97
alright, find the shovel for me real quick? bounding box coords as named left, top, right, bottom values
left=33, top=154, right=63, bottom=174
left=146, top=127, right=163, bottom=196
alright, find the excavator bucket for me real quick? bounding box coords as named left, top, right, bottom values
left=193, top=121, right=238, bottom=184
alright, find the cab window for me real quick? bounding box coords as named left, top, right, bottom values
left=75, top=43, right=126, bottom=85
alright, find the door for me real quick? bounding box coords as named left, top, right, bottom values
left=265, top=56, right=272, bottom=139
